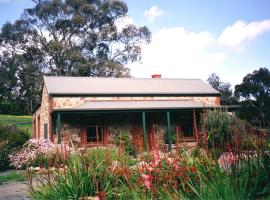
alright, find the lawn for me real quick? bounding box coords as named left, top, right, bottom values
left=0, top=170, right=25, bottom=185
left=0, top=115, right=32, bottom=135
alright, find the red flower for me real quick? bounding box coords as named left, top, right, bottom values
left=189, top=166, right=197, bottom=173
left=177, top=172, right=183, bottom=178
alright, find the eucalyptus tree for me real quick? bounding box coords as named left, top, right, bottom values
left=235, top=67, right=270, bottom=127
left=0, top=0, right=151, bottom=113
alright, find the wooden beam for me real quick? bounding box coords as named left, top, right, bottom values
left=166, top=111, right=171, bottom=151
left=57, top=112, right=61, bottom=144
left=142, top=112, right=147, bottom=151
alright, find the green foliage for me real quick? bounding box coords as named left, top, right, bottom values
left=0, top=0, right=151, bottom=114
left=0, top=170, right=25, bottom=184
left=235, top=67, right=270, bottom=128
left=202, top=110, right=248, bottom=145
left=0, top=125, right=30, bottom=171
left=27, top=144, right=270, bottom=200
left=30, top=147, right=132, bottom=200
left=202, top=109, right=233, bottom=149
left=115, top=132, right=136, bottom=156
left=207, top=73, right=238, bottom=105
left=187, top=154, right=270, bottom=200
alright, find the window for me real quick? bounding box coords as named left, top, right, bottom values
left=181, top=123, right=193, bottom=137
left=86, top=126, right=103, bottom=143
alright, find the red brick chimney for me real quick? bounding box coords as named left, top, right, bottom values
left=151, top=74, right=162, bottom=78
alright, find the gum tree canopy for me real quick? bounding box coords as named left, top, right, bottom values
left=0, top=0, right=151, bottom=112
left=235, top=67, right=270, bottom=127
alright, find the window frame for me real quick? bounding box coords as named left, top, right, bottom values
left=86, top=126, right=103, bottom=143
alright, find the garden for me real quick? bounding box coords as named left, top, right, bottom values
left=4, top=110, right=270, bottom=200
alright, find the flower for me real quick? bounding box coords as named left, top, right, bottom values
left=218, top=152, right=238, bottom=172
left=9, top=139, right=72, bottom=169
left=110, top=160, right=120, bottom=172
left=153, top=150, right=161, bottom=166
left=137, top=161, right=148, bottom=171
left=173, top=163, right=179, bottom=171
left=189, top=166, right=197, bottom=173
left=177, top=172, right=183, bottom=177
left=141, top=174, right=153, bottom=189
left=167, top=157, right=175, bottom=164
left=147, top=162, right=156, bottom=172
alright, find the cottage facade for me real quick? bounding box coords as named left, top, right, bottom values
left=32, top=76, right=220, bottom=151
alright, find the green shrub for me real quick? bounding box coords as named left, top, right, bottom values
left=202, top=109, right=232, bottom=148
left=0, top=125, right=30, bottom=171
left=201, top=110, right=247, bottom=150
left=115, top=132, right=136, bottom=156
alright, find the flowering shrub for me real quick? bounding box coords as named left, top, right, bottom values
left=24, top=142, right=270, bottom=200
left=9, top=139, right=71, bottom=169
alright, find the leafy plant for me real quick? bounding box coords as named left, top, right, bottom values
left=0, top=125, right=30, bottom=171
left=29, top=147, right=132, bottom=200
left=115, top=132, right=136, bottom=156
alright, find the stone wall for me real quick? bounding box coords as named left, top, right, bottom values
left=52, top=96, right=220, bottom=110
left=56, top=116, right=167, bottom=151
left=32, top=86, right=50, bottom=139
left=32, top=108, right=40, bottom=138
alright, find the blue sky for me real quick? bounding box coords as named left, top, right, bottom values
left=1, top=0, right=270, bottom=87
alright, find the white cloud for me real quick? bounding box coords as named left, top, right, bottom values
left=130, top=27, right=226, bottom=81
left=129, top=19, right=270, bottom=86
left=143, top=6, right=165, bottom=22
left=115, top=16, right=135, bottom=31
left=218, top=20, right=270, bottom=51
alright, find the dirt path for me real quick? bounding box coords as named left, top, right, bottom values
left=0, top=181, right=31, bottom=200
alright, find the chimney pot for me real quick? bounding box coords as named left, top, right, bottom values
left=151, top=74, right=161, bottom=78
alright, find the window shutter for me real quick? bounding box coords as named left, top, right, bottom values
left=44, top=123, right=48, bottom=139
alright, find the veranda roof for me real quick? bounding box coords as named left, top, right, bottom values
left=54, top=100, right=219, bottom=111
left=44, top=76, right=220, bottom=96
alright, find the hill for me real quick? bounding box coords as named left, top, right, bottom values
left=0, top=115, right=32, bottom=135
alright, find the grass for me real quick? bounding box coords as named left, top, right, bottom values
left=0, top=115, right=32, bottom=135
left=0, top=170, right=25, bottom=185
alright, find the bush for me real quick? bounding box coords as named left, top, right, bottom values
left=0, top=125, right=30, bottom=171
left=9, top=139, right=71, bottom=169
left=201, top=110, right=247, bottom=151
left=202, top=109, right=232, bottom=148
left=115, top=132, right=136, bottom=156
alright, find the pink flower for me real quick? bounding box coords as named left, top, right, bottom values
left=141, top=174, right=153, bottom=189
left=167, top=157, right=174, bottom=164
left=93, top=196, right=100, bottom=200
left=110, top=160, right=120, bottom=172
left=137, top=161, right=148, bottom=171
left=173, top=163, right=179, bottom=171
left=153, top=150, right=161, bottom=166
left=147, top=163, right=154, bottom=172
left=218, top=152, right=238, bottom=172
left=9, top=139, right=73, bottom=169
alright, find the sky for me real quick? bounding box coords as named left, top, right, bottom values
left=0, top=0, right=270, bottom=87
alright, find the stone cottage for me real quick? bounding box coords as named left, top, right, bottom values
left=32, top=75, right=220, bottom=151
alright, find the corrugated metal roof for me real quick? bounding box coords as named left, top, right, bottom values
left=44, top=76, right=219, bottom=95
left=54, top=100, right=219, bottom=111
